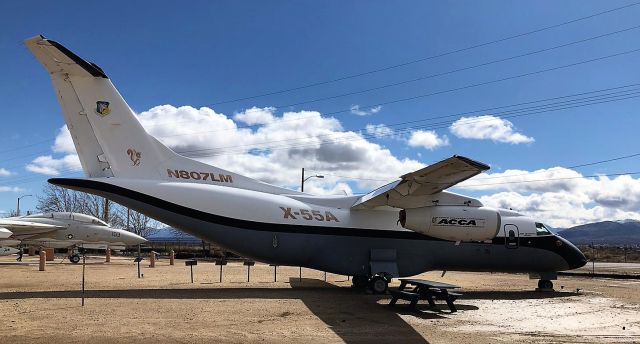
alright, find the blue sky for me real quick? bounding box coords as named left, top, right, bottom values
left=0, top=1, right=639, bottom=226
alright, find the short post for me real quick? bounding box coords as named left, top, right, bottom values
left=81, top=253, right=86, bottom=307
left=244, top=261, right=255, bottom=282
left=185, top=260, right=197, bottom=283
left=149, top=251, right=156, bottom=268
left=39, top=249, right=46, bottom=271
left=215, top=259, right=227, bottom=283
left=299, top=266, right=302, bottom=281
left=133, top=256, right=144, bottom=278
left=169, top=250, right=175, bottom=266
left=105, top=246, right=111, bottom=263
left=270, top=264, right=278, bottom=282
left=324, top=271, right=327, bottom=282
left=45, top=248, right=55, bottom=261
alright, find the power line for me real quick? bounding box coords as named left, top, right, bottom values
left=203, top=1, right=640, bottom=106
left=270, top=25, right=640, bottom=109
left=171, top=87, right=640, bottom=157
left=309, top=152, right=640, bottom=183
left=148, top=43, right=640, bottom=137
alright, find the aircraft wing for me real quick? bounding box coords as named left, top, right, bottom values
left=351, top=155, right=490, bottom=209
left=0, top=219, right=65, bottom=237
left=0, top=227, right=12, bottom=239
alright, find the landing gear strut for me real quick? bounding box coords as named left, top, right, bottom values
left=352, top=275, right=369, bottom=289
left=538, top=279, right=553, bottom=290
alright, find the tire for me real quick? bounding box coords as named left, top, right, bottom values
left=369, top=275, right=388, bottom=294
left=538, top=279, right=553, bottom=289
left=352, top=275, right=369, bottom=289
left=69, top=254, right=80, bottom=264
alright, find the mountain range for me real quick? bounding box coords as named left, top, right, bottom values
left=557, top=219, right=640, bottom=245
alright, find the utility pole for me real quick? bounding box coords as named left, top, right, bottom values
left=16, top=194, right=32, bottom=216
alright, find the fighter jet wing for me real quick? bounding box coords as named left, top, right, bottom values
left=0, top=227, right=12, bottom=239
left=0, top=219, right=65, bottom=237
left=351, top=155, right=490, bottom=209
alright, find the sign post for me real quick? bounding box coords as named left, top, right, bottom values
left=215, top=259, right=227, bottom=283
left=185, top=260, right=197, bottom=283
left=244, top=261, right=255, bottom=282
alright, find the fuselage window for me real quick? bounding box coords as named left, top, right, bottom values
left=535, top=222, right=552, bottom=236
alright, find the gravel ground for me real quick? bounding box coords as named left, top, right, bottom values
left=0, top=255, right=639, bottom=343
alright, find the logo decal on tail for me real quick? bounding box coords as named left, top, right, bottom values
left=126, top=148, right=141, bottom=166
left=96, top=101, right=111, bottom=116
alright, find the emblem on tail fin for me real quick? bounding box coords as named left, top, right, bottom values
left=126, top=148, right=141, bottom=166
left=96, top=101, right=111, bottom=116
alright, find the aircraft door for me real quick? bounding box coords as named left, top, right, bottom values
left=504, top=224, right=519, bottom=249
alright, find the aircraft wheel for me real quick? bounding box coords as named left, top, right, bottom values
left=69, top=254, right=80, bottom=264
left=369, top=275, right=389, bottom=294
left=352, top=275, right=369, bottom=289
left=538, top=279, right=553, bottom=289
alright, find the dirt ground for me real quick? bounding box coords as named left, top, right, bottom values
left=0, top=255, right=639, bottom=344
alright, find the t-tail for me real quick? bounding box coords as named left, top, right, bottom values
left=25, top=35, right=291, bottom=194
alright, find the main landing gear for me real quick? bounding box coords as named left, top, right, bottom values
left=538, top=279, right=554, bottom=290
left=352, top=274, right=391, bottom=294
left=69, top=254, right=81, bottom=264
left=68, top=247, right=80, bottom=264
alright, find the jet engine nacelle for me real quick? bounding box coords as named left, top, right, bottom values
left=399, top=206, right=501, bottom=242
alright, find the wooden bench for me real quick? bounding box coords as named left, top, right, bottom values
left=389, top=279, right=462, bottom=312
left=389, top=289, right=421, bottom=309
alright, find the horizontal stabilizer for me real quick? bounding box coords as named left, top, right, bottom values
left=25, top=35, right=107, bottom=78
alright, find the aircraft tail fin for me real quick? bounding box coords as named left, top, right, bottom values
left=25, top=35, right=265, bottom=190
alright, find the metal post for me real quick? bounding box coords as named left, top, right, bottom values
left=591, top=241, right=595, bottom=275
left=247, top=265, right=251, bottom=282
left=82, top=252, right=86, bottom=307
left=219, top=264, right=223, bottom=283
left=274, top=265, right=277, bottom=282
left=190, top=265, right=194, bottom=283
left=324, top=271, right=327, bottom=282
left=299, top=266, right=302, bottom=281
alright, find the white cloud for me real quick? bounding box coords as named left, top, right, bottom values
left=365, top=124, right=394, bottom=139
left=408, top=130, right=449, bottom=150
left=457, top=168, right=640, bottom=227
left=32, top=104, right=640, bottom=227
left=26, top=154, right=81, bottom=176
left=350, top=105, right=382, bottom=116
left=0, top=186, right=24, bottom=193
left=33, top=105, right=424, bottom=190
left=449, top=115, right=534, bottom=144
left=0, top=168, right=13, bottom=177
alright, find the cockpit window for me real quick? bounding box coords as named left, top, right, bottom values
left=535, top=222, right=552, bottom=236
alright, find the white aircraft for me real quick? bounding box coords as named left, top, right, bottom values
left=26, top=35, right=586, bottom=291
left=0, top=212, right=146, bottom=263
left=0, top=247, right=20, bottom=256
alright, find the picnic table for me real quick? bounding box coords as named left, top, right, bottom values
left=388, top=278, right=462, bottom=312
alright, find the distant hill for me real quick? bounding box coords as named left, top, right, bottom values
left=558, top=220, right=640, bottom=245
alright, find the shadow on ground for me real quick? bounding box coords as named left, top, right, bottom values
left=0, top=279, right=580, bottom=344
